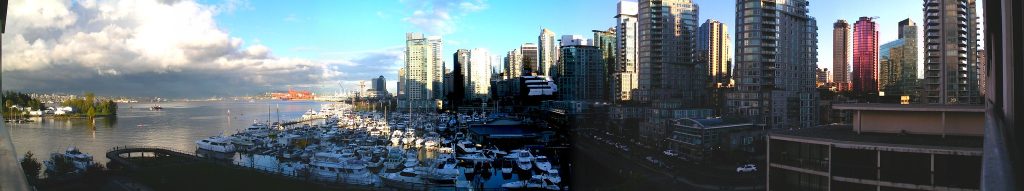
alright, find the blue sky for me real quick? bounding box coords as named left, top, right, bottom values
left=0, top=0, right=984, bottom=97
left=210, top=0, right=983, bottom=93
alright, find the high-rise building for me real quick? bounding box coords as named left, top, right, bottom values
left=466, top=48, right=493, bottom=101
left=615, top=0, right=639, bottom=102
left=372, top=76, right=387, bottom=97
left=729, top=0, right=819, bottom=129
left=833, top=20, right=851, bottom=90
left=402, top=33, right=443, bottom=110
left=697, top=19, right=732, bottom=88
left=923, top=0, right=982, bottom=104
left=852, top=17, right=879, bottom=94
left=977, top=49, right=986, bottom=97
left=397, top=68, right=405, bottom=96
left=539, top=28, right=558, bottom=77
left=505, top=49, right=523, bottom=79
left=638, top=0, right=703, bottom=108
left=816, top=68, right=830, bottom=87
left=594, top=28, right=617, bottom=103
left=452, top=49, right=469, bottom=103
left=879, top=19, right=919, bottom=97
left=558, top=44, right=606, bottom=101
left=520, top=43, right=539, bottom=75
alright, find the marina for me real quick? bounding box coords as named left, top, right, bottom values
left=186, top=103, right=570, bottom=190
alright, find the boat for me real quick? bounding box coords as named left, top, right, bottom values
left=309, top=153, right=379, bottom=185
left=500, top=159, right=514, bottom=174
left=526, top=176, right=560, bottom=190
left=149, top=106, right=163, bottom=110
left=501, top=180, right=527, bottom=189
left=456, top=140, right=478, bottom=153
left=196, top=136, right=236, bottom=153
left=403, top=152, right=419, bottom=168
left=511, top=149, right=534, bottom=171
left=541, top=169, right=562, bottom=184
left=422, top=155, right=460, bottom=184
left=383, top=148, right=404, bottom=170
left=457, top=152, right=494, bottom=163
left=534, top=155, right=552, bottom=171
left=380, top=168, right=429, bottom=187
left=44, top=147, right=93, bottom=174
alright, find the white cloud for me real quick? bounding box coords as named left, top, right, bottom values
left=401, top=0, right=488, bottom=35
left=0, top=0, right=341, bottom=97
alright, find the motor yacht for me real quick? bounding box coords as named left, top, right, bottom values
left=196, top=136, right=236, bottom=153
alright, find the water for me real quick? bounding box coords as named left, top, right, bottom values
left=6, top=100, right=325, bottom=164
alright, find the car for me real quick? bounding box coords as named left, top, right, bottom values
left=736, top=164, right=757, bottom=173
left=663, top=150, right=678, bottom=157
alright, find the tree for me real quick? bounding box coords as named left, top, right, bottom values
left=20, top=152, right=42, bottom=184
left=45, top=154, right=75, bottom=178
left=87, top=106, right=96, bottom=119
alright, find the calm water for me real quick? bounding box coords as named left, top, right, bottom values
left=6, top=100, right=325, bottom=164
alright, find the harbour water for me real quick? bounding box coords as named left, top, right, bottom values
left=5, top=100, right=325, bottom=164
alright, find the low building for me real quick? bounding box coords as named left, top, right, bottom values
left=767, top=104, right=983, bottom=191
left=466, top=119, right=548, bottom=148
left=666, top=118, right=759, bottom=162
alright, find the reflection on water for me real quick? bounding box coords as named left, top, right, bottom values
left=5, top=100, right=324, bottom=164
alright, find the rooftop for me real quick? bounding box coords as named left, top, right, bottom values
left=833, top=103, right=985, bottom=112
left=770, top=125, right=983, bottom=150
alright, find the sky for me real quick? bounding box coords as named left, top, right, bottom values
left=1, top=0, right=983, bottom=98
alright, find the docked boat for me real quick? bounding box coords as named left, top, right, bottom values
left=149, top=106, right=163, bottom=110
left=534, top=155, right=552, bottom=171
left=540, top=169, right=562, bottom=184
left=44, top=147, right=93, bottom=174
left=500, top=159, right=514, bottom=174
left=196, top=136, right=236, bottom=153
left=457, top=152, right=494, bottom=163
left=310, top=152, right=379, bottom=185
left=511, top=149, right=534, bottom=171
left=380, top=167, right=429, bottom=187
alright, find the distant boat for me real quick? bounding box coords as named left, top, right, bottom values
left=149, top=106, right=164, bottom=110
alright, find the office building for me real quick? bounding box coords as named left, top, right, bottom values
left=452, top=49, right=470, bottom=103
left=505, top=49, right=523, bottom=79
left=697, top=19, right=732, bottom=88
left=466, top=48, right=493, bottom=101
left=558, top=44, right=606, bottom=101
left=852, top=17, right=879, bottom=94
left=923, top=0, right=982, bottom=104
left=520, top=43, right=539, bottom=75
left=879, top=19, right=919, bottom=97
left=729, top=0, right=819, bottom=129
left=817, top=68, right=830, bottom=88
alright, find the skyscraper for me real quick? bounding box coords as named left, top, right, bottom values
left=539, top=28, right=558, bottom=77
left=923, top=0, right=982, bottom=104
left=372, top=75, right=386, bottom=92
left=558, top=43, right=606, bottom=101
left=505, top=49, right=523, bottom=79
left=729, top=0, right=819, bottom=129
left=466, top=48, right=493, bottom=101
left=833, top=20, right=851, bottom=91
left=402, top=33, right=443, bottom=110
left=452, top=49, right=470, bottom=102
left=697, top=19, right=732, bottom=87
left=594, top=28, right=618, bottom=102
left=852, top=17, right=879, bottom=94
left=637, top=0, right=703, bottom=108
left=615, top=0, right=639, bottom=102
left=878, top=19, right=919, bottom=97
left=520, top=43, right=538, bottom=76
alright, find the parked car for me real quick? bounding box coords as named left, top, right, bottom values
left=736, top=164, right=757, bottom=173
left=663, top=150, right=678, bottom=157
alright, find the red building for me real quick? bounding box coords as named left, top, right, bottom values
left=270, top=89, right=314, bottom=100
left=852, top=17, right=879, bottom=94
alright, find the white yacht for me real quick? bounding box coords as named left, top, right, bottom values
left=457, top=152, right=494, bottom=163
left=309, top=153, right=379, bottom=185
left=534, top=155, right=552, bottom=171
left=511, top=149, right=534, bottom=171
left=526, top=176, right=560, bottom=190
left=380, top=167, right=429, bottom=186
left=500, top=159, right=514, bottom=174
left=383, top=148, right=404, bottom=170
left=196, top=136, right=236, bottom=153
left=44, top=147, right=93, bottom=173
left=456, top=140, right=478, bottom=153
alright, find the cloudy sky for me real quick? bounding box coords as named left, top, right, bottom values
left=1, top=0, right=980, bottom=98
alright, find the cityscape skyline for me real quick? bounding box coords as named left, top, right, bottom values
left=0, top=0, right=985, bottom=98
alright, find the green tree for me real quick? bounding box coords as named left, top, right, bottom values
left=20, top=152, right=42, bottom=184
left=87, top=107, right=96, bottom=119
left=45, top=154, right=75, bottom=178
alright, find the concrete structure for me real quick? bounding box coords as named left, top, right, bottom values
left=557, top=45, right=606, bottom=101
left=816, top=68, right=830, bottom=88
left=923, top=0, right=982, bottom=104
left=767, top=104, right=984, bottom=190
left=666, top=118, right=758, bottom=162
left=729, top=0, right=819, bottom=129
left=614, top=0, right=639, bottom=102
left=639, top=108, right=712, bottom=148
left=637, top=0, right=704, bottom=108
left=539, top=28, right=559, bottom=77
left=852, top=17, right=879, bottom=94
left=466, top=48, right=493, bottom=101
left=401, top=33, right=443, bottom=110
left=505, top=48, right=523, bottom=79
left=833, top=20, right=851, bottom=91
